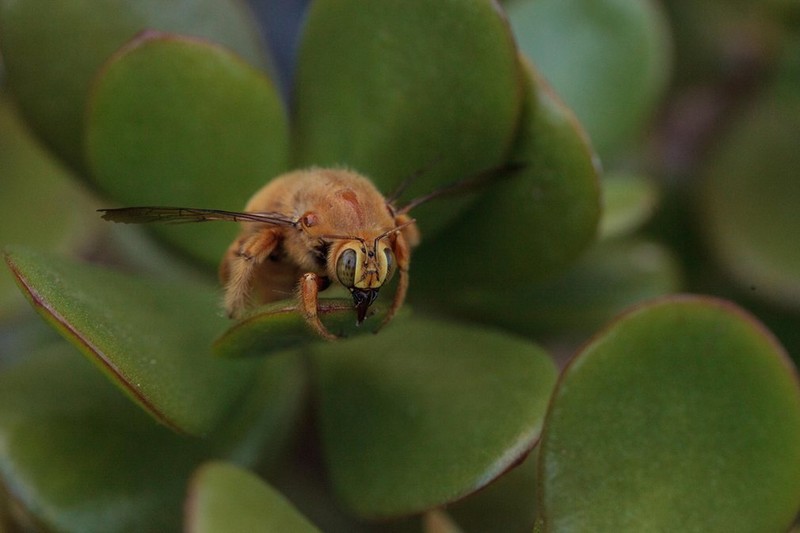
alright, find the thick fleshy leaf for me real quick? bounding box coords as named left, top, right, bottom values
left=292, top=0, right=523, bottom=234
left=0, top=93, right=98, bottom=316
left=267, top=447, right=424, bottom=533
left=203, top=350, right=307, bottom=471
left=424, top=239, right=682, bottom=338
left=702, top=89, right=800, bottom=310
left=0, top=343, right=204, bottom=531
left=508, top=0, right=672, bottom=156
left=538, top=295, right=800, bottom=531
left=86, top=33, right=289, bottom=265
left=213, top=299, right=394, bottom=358
left=0, top=342, right=306, bottom=532
left=446, top=451, right=538, bottom=533
left=4, top=247, right=259, bottom=435
left=599, top=172, right=659, bottom=240
left=185, top=462, right=321, bottom=533
left=313, top=316, right=557, bottom=518
left=0, top=0, right=267, bottom=172
left=413, top=63, right=600, bottom=289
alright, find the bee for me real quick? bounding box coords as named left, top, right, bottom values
left=99, top=168, right=420, bottom=340
left=99, top=165, right=518, bottom=340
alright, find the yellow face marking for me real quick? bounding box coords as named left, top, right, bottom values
left=336, top=239, right=393, bottom=290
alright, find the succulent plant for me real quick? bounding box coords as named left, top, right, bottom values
left=1, top=0, right=799, bottom=531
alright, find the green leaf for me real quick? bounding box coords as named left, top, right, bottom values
left=425, top=239, right=682, bottom=338
left=0, top=342, right=306, bottom=532
left=702, top=89, right=800, bottom=310
left=185, top=462, right=321, bottom=533
left=599, top=172, right=659, bottom=240
left=86, top=33, right=289, bottom=265
left=312, top=316, right=557, bottom=518
left=4, top=246, right=259, bottom=435
left=292, top=0, right=523, bottom=234
left=508, top=0, right=672, bottom=157
left=538, top=295, right=800, bottom=531
left=213, top=299, right=395, bottom=359
left=204, top=350, right=308, bottom=471
left=413, top=63, right=600, bottom=288
left=446, top=451, right=538, bottom=533
left=0, top=0, right=267, bottom=172
left=0, top=92, right=98, bottom=316
left=0, top=343, right=204, bottom=532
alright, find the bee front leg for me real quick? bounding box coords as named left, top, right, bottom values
left=220, top=229, right=280, bottom=318
left=298, top=273, right=338, bottom=341
left=378, top=230, right=411, bottom=332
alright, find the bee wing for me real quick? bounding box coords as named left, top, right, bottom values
left=98, top=207, right=296, bottom=227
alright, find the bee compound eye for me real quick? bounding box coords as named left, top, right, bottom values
left=336, top=248, right=358, bottom=287
left=383, top=247, right=396, bottom=282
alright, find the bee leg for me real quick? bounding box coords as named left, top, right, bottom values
left=377, top=268, right=408, bottom=332
left=221, top=229, right=280, bottom=318
left=299, top=272, right=338, bottom=341
left=377, top=230, right=411, bottom=331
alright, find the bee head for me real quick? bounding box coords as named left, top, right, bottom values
left=333, top=239, right=396, bottom=323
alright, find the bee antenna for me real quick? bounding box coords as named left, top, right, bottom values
left=374, top=219, right=417, bottom=248
left=395, top=161, right=527, bottom=216
left=319, top=234, right=366, bottom=245
left=371, top=220, right=414, bottom=256
left=385, top=154, right=445, bottom=206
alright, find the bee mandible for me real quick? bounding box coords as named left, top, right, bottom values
left=99, top=168, right=420, bottom=340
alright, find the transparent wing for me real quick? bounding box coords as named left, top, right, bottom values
left=97, top=206, right=296, bottom=227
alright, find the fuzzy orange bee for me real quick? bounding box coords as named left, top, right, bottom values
left=99, top=168, right=420, bottom=340
left=99, top=164, right=518, bottom=339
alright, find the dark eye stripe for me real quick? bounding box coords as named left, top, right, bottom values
left=311, top=240, right=331, bottom=267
